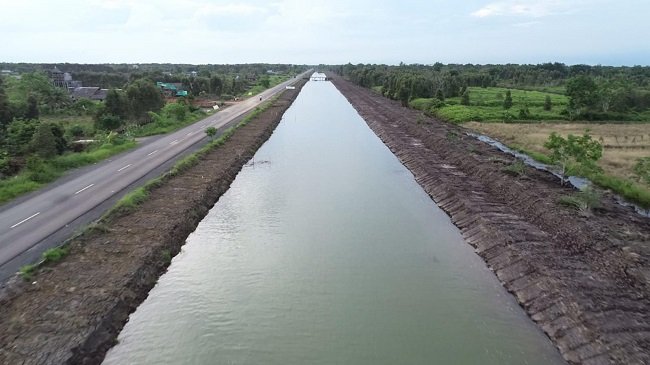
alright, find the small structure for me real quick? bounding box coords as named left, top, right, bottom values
left=310, top=72, right=327, bottom=81
left=156, top=82, right=187, bottom=97
left=70, top=87, right=108, bottom=101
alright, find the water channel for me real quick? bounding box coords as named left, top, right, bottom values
left=103, top=81, right=565, bottom=364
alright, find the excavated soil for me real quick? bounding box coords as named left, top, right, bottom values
left=0, top=79, right=307, bottom=365
left=330, top=75, right=650, bottom=365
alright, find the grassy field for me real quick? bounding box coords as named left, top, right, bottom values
left=411, top=86, right=569, bottom=123
left=464, top=122, right=650, bottom=206
left=244, top=75, right=289, bottom=96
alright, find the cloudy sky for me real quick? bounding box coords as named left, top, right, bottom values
left=2, top=0, right=649, bottom=65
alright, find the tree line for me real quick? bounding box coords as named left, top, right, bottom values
left=334, top=63, right=650, bottom=119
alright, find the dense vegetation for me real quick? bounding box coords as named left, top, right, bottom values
left=0, top=63, right=304, bottom=203
left=335, top=63, right=650, bottom=122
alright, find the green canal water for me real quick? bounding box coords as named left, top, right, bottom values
left=103, top=81, right=565, bottom=365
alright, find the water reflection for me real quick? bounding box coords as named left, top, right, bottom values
left=104, top=82, right=565, bottom=365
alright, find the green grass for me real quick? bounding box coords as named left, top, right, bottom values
left=244, top=75, right=289, bottom=96
left=53, top=141, right=136, bottom=169
left=410, top=87, right=569, bottom=123
left=112, top=186, right=149, bottom=213
left=19, top=246, right=69, bottom=281
left=0, top=140, right=137, bottom=205
left=558, top=187, right=602, bottom=213
left=502, top=160, right=526, bottom=177
left=19, top=264, right=37, bottom=280
left=128, top=111, right=206, bottom=137
left=42, top=247, right=69, bottom=263
left=510, top=146, right=650, bottom=208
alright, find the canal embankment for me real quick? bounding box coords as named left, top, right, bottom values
left=101, top=80, right=565, bottom=365
left=329, top=74, right=650, bottom=365
left=0, top=79, right=307, bottom=365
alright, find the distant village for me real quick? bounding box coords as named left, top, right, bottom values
left=1, top=66, right=192, bottom=102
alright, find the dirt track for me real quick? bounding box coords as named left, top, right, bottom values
left=330, top=75, right=650, bottom=365
left=0, top=79, right=307, bottom=365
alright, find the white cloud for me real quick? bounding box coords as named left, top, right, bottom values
left=471, top=0, right=571, bottom=18
left=196, top=3, right=266, bottom=16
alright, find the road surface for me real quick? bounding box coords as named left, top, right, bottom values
left=0, top=71, right=311, bottom=281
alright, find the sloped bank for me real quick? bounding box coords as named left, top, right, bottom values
left=0, top=79, right=307, bottom=365
left=330, top=74, right=650, bottom=365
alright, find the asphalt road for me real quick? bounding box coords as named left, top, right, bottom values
left=0, top=72, right=311, bottom=281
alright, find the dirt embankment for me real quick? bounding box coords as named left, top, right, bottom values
left=0, top=79, right=307, bottom=365
left=330, top=75, right=650, bottom=365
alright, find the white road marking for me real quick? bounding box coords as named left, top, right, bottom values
left=11, top=212, right=40, bottom=228
left=74, top=184, right=94, bottom=195
left=147, top=150, right=158, bottom=156
left=186, top=132, right=193, bottom=136
left=117, top=164, right=132, bottom=172
left=170, top=140, right=179, bottom=145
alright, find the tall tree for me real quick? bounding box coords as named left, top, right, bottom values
left=461, top=89, right=470, bottom=105
left=209, top=76, right=223, bottom=96
left=435, top=89, right=445, bottom=101
left=0, top=78, right=12, bottom=130
left=544, top=95, right=552, bottom=111
left=30, top=122, right=58, bottom=158
left=25, top=94, right=39, bottom=120
left=5, top=119, right=39, bottom=156
left=126, top=79, right=164, bottom=122
left=104, top=89, right=130, bottom=120
left=566, top=75, right=598, bottom=114
left=503, top=90, right=513, bottom=109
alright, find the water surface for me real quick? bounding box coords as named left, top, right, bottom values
left=104, top=81, right=565, bottom=365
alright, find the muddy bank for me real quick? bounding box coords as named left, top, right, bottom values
left=0, top=79, right=307, bottom=365
left=330, top=75, right=650, bottom=365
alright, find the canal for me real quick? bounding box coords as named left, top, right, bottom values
left=103, top=80, right=565, bottom=364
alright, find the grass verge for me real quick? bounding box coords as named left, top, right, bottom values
left=0, top=141, right=137, bottom=205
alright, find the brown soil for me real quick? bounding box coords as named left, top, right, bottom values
left=0, top=79, right=307, bottom=365
left=330, top=74, right=650, bottom=365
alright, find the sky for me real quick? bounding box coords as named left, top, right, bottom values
left=1, top=0, right=649, bottom=66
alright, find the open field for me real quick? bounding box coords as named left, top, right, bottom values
left=464, top=122, right=650, bottom=190
left=410, top=87, right=569, bottom=123
left=410, top=86, right=650, bottom=123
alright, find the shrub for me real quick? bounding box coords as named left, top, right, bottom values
left=633, top=157, right=650, bottom=184
left=558, top=187, right=602, bottom=214
left=503, top=160, right=526, bottom=177
left=42, top=247, right=68, bottom=263
left=544, top=132, right=603, bottom=185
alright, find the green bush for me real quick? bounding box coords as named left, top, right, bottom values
left=634, top=157, right=650, bottom=184
left=42, top=247, right=68, bottom=263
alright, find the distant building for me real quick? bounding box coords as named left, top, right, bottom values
left=70, top=87, right=108, bottom=102
left=0, top=70, right=12, bottom=76
left=67, top=80, right=83, bottom=91
left=48, top=66, right=67, bottom=88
